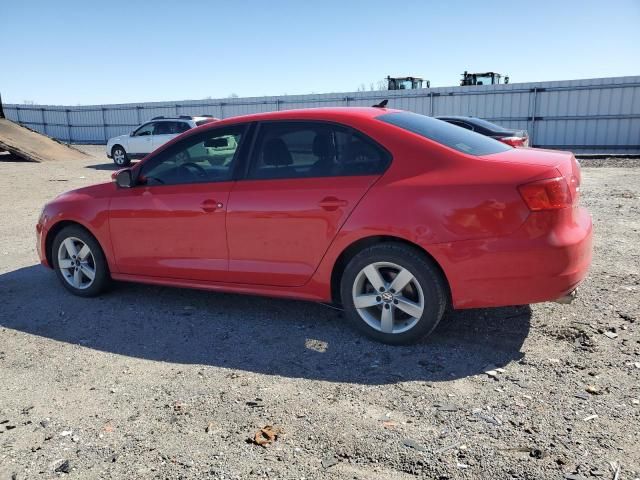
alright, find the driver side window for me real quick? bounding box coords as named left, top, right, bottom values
left=133, top=122, right=156, bottom=136
left=139, top=125, right=246, bottom=186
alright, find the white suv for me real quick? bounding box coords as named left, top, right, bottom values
left=106, top=116, right=218, bottom=166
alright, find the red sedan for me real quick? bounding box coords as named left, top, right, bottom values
left=36, top=107, right=592, bottom=344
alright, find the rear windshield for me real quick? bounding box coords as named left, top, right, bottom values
left=377, top=112, right=511, bottom=156
left=465, top=117, right=509, bottom=132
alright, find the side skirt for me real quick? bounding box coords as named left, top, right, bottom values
left=110, top=273, right=326, bottom=302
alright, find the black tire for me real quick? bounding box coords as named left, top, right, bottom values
left=111, top=145, right=130, bottom=167
left=51, top=225, right=111, bottom=297
left=340, top=243, right=447, bottom=345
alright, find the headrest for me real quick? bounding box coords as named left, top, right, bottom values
left=263, top=138, right=293, bottom=166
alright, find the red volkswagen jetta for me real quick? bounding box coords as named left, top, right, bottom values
left=36, top=107, right=592, bottom=344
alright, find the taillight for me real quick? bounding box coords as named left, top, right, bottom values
left=499, top=136, right=526, bottom=148
left=518, top=177, right=573, bottom=211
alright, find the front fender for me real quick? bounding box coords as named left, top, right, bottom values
left=39, top=184, right=118, bottom=273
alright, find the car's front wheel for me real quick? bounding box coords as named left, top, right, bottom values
left=52, top=225, right=111, bottom=297
left=111, top=145, right=130, bottom=166
left=340, top=243, right=447, bottom=345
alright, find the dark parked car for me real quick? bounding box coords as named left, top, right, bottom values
left=437, top=116, right=529, bottom=147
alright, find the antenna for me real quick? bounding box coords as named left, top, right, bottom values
left=372, top=99, right=388, bottom=108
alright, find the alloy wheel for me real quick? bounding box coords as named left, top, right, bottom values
left=57, top=237, right=96, bottom=290
left=352, top=261, right=425, bottom=334
left=113, top=149, right=126, bottom=165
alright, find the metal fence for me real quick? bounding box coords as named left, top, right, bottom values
left=4, top=76, right=640, bottom=153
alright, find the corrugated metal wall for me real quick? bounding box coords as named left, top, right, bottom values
left=4, top=76, right=640, bottom=153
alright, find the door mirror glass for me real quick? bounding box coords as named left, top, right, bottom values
left=115, top=169, right=134, bottom=188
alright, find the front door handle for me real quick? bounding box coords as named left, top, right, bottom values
left=201, top=199, right=223, bottom=212
left=318, top=196, right=348, bottom=211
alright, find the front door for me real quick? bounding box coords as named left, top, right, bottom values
left=128, top=121, right=156, bottom=157
left=109, top=124, right=248, bottom=281
left=226, top=121, right=391, bottom=287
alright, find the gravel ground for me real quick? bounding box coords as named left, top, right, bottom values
left=0, top=148, right=638, bottom=479
left=576, top=157, right=640, bottom=168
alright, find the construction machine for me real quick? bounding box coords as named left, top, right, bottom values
left=387, top=76, right=430, bottom=90
left=460, top=71, right=509, bottom=86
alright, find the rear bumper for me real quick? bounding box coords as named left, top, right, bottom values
left=430, top=206, right=593, bottom=309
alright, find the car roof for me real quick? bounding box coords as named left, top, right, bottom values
left=148, top=116, right=217, bottom=122
left=196, top=107, right=395, bottom=129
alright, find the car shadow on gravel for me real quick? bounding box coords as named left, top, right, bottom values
left=85, top=161, right=139, bottom=171
left=0, top=265, right=530, bottom=384
left=84, top=163, right=120, bottom=171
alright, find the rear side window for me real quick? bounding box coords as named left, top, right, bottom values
left=152, top=121, right=187, bottom=135
left=247, top=122, right=390, bottom=180
left=377, top=112, right=510, bottom=156
left=174, top=121, right=191, bottom=133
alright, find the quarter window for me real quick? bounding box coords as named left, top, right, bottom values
left=139, top=126, right=245, bottom=186
left=248, top=122, right=390, bottom=180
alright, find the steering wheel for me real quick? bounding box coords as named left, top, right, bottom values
left=178, top=162, right=207, bottom=178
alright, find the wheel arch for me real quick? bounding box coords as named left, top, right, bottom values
left=45, top=220, right=103, bottom=269
left=111, top=144, right=126, bottom=154
left=330, top=235, right=451, bottom=307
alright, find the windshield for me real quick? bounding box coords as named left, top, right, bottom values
left=377, top=112, right=511, bottom=156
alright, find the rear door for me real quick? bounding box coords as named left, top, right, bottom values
left=225, top=121, right=391, bottom=287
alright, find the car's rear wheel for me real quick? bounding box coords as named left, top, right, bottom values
left=111, top=145, right=130, bottom=166
left=340, top=243, right=447, bottom=344
left=52, top=226, right=111, bottom=297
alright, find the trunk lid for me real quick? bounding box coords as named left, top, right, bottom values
left=485, top=148, right=581, bottom=204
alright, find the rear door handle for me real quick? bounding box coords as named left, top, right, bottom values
left=201, top=199, right=223, bottom=212
left=318, top=196, right=348, bottom=211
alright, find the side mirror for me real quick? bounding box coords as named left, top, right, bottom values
left=114, top=169, right=134, bottom=188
